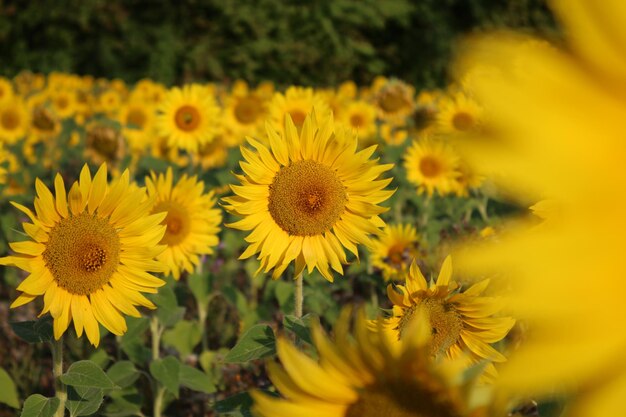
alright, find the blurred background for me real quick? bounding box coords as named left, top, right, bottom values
left=0, top=0, right=557, bottom=88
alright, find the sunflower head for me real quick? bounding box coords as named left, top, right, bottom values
left=0, top=164, right=167, bottom=346
left=224, top=111, right=394, bottom=281
left=268, top=86, right=330, bottom=133
left=373, top=79, right=416, bottom=123
left=85, top=123, right=126, bottom=166
left=0, top=98, right=30, bottom=144
left=370, top=223, right=425, bottom=282
left=252, top=308, right=497, bottom=417
left=436, top=91, right=483, bottom=136
left=404, top=138, right=460, bottom=196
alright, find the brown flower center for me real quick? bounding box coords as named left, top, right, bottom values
left=175, top=105, right=201, bottom=132
left=33, top=107, right=56, bottom=131
left=1, top=109, right=20, bottom=130
left=43, top=213, right=121, bottom=295
left=87, top=125, right=122, bottom=161
left=126, top=108, right=147, bottom=128
left=234, top=96, right=262, bottom=125
left=350, top=113, right=365, bottom=128
left=419, top=157, right=441, bottom=178
left=452, top=112, right=474, bottom=132
left=268, top=160, right=347, bottom=236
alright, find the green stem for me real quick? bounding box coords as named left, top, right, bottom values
left=153, top=387, right=166, bottom=417
left=294, top=273, right=303, bottom=318
left=198, top=305, right=209, bottom=351
left=51, top=337, right=67, bottom=417
left=150, top=315, right=164, bottom=417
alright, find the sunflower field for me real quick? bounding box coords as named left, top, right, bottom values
left=1, top=1, right=625, bottom=417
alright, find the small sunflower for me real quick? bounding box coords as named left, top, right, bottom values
left=84, top=123, right=126, bottom=166
left=252, top=309, right=497, bottom=417
left=404, top=138, right=460, bottom=196
left=223, top=113, right=394, bottom=281
left=222, top=91, right=266, bottom=146
left=49, top=90, right=78, bottom=119
left=0, top=98, right=30, bottom=144
left=339, top=100, right=378, bottom=144
left=146, top=168, right=222, bottom=280
left=370, top=223, right=425, bottom=282
left=194, top=136, right=228, bottom=170
left=436, top=91, right=483, bottom=135
left=98, top=89, right=123, bottom=116
left=268, top=86, right=330, bottom=133
left=30, top=104, right=62, bottom=141
left=157, top=84, right=220, bottom=153
left=453, top=160, right=484, bottom=197
left=377, top=256, right=515, bottom=376
left=0, top=164, right=167, bottom=346
left=119, top=100, right=156, bottom=152
left=373, top=79, right=415, bottom=123
left=0, top=77, right=14, bottom=106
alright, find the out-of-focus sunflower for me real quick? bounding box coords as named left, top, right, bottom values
left=157, top=84, right=220, bottom=153
left=0, top=164, right=166, bottom=346
left=370, top=223, right=425, bottom=282
left=84, top=123, right=126, bottom=167
left=29, top=104, right=62, bottom=142
left=119, top=100, right=156, bottom=152
left=380, top=123, right=409, bottom=146
left=376, top=256, right=515, bottom=378
left=269, top=86, right=330, bottom=133
left=252, top=308, right=498, bottom=417
left=194, top=136, right=228, bottom=170
left=49, top=90, right=78, bottom=120
left=404, top=138, right=459, bottom=196
left=436, top=91, right=483, bottom=135
left=98, top=89, right=123, bottom=116
left=0, top=77, right=14, bottom=106
left=339, top=100, right=378, bottom=144
left=452, top=160, right=484, bottom=197
left=224, top=113, right=393, bottom=281
left=0, top=98, right=30, bottom=144
left=222, top=90, right=266, bottom=146
left=373, top=79, right=415, bottom=124
left=146, top=168, right=221, bottom=280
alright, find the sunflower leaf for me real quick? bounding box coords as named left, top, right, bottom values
left=10, top=315, right=54, bottom=344
left=60, top=360, right=119, bottom=390
left=149, top=356, right=180, bottom=398
left=0, top=368, right=20, bottom=408
left=179, top=364, right=216, bottom=394
left=223, top=324, right=276, bottom=363
left=20, top=394, right=59, bottom=417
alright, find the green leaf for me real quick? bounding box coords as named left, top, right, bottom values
left=60, top=360, right=119, bottom=390
left=149, top=356, right=180, bottom=398
left=162, top=320, right=202, bottom=357
left=10, top=316, right=54, bottom=344
left=274, top=280, right=293, bottom=308
left=214, top=392, right=254, bottom=417
left=65, top=386, right=104, bottom=417
left=283, top=314, right=313, bottom=345
left=223, top=324, right=276, bottom=363
left=0, top=368, right=20, bottom=408
left=88, top=349, right=110, bottom=369
left=106, top=361, right=140, bottom=389
left=152, top=286, right=185, bottom=328
left=179, top=364, right=216, bottom=394
left=188, top=270, right=212, bottom=304
left=20, top=394, right=59, bottom=417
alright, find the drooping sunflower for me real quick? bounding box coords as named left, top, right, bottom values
left=223, top=113, right=394, bottom=281
left=370, top=223, right=425, bottom=282
left=157, top=84, right=220, bottom=153
left=146, top=168, right=222, bottom=280
left=252, top=308, right=498, bottom=417
left=436, top=91, right=483, bottom=135
left=404, top=138, right=460, bottom=196
left=0, top=164, right=167, bottom=346
left=372, top=79, right=416, bottom=124
left=0, top=98, right=30, bottom=144
left=268, top=86, right=330, bottom=133
left=84, top=123, right=126, bottom=166
left=376, top=256, right=515, bottom=378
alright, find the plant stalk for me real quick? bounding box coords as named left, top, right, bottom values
left=51, top=337, right=67, bottom=417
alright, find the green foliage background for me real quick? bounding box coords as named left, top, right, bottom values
left=0, top=0, right=556, bottom=88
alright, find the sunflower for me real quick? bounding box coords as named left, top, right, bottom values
left=376, top=256, right=515, bottom=378
left=98, top=89, right=123, bottom=116
left=0, top=164, right=167, bottom=347
left=222, top=91, right=266, bottom=146
left=30, top=104, right=62, bottom=141
left=49, top=90, right=78, bottom=119
left=223, top=113, right=394, bottom=282
left=145, top=168, right=222, bottom=280
left=157, top=84, right=220, bottom=153
left=268, top=86, right=330, bottom=133
left=194, top=136, right=228, bottom=170
left=0, top=98, right=30, bottom=144
left=119, top=100, right=156, bottom=152
left=0, top=77, right=14, bottom=106
left=84, top=123, right=126, bottom=166
left=452, top=160, right=484, bottom=197
left=339, top=100, right=378, bottom=144
left=380, top=123, right=409, bottom=146
left=252, top=308, right=497, bottom=417
left=370, top=223, right=425, bottom=282
left=373, top=79, right=415, bottom=124
left=404, top=138, right=459, bottom=196
left=436, top=91, right=483, bottom=135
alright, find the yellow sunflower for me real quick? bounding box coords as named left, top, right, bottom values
left=380, top=122, right=409, bottom=146
left=0, top=98, right=30, bottom=144
left=370, top=223, right=425, bottom=282
left=452, top=160, right=484, bottom=197
left=373, top=79, right=415, bottom=124
left=339, top=100, right=378, bottom=144
left=222, top=91, right=266, bottom=146
left=84, top=123, right=126, bottom=166
left=145, top=168, right=222, bottom=280
left=223, top=113, right=394, bottom=282
left=0, top=164, right=167, bottom=347
left=268, top=86, right=330, bottom=133
left=0, top=77, right=14, bottom=106
left=119, top=100, right=156, bottom=152
left=252, top=308, right=497, bottom=417
left=193, top=136, right=228, bottom=170
left=404, top=138, right=460, bottom=196
left=436, top=91, right=483, bottom=135
left=157, top=84, right=220, bottom=153
left=376, top=256, right=515, bottom=378
left=98, top=89, right=123, bottom=116
left=49, top=89, right=78, bottom=119
left=30, top=104, right=62, bottom=142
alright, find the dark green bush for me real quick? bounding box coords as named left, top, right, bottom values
left=0, top=0, right=557, bottom=88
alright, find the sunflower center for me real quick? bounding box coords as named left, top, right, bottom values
left=385, top=244, right=411, bottom=269
left=268, top=160, right=347, bottom=236
left=153, top=201, right=190, bottom=246
left=399, top=298, right=463, bottom=356
left=234, top=97, right=261, bottom=124
left=43, top=213, right=121, bottom=295
left=288, top=109, right=307, bottom=127
left=346, top=384, right=462, bottom=417
left=379, top=91, right=407, bottom=113
left=33, top=107, right=56, bottom=131
left=126, top=109, right=147, bottom=128
left=419, top=157, right=441, bottom=178
left=1, top=109, right=20, bottom=130
left=452, top=112, right=474, bottom=132
left=175, top=105, right=201, bottom=132
left=55, top=97, right=69, bottom=110
left=87, top=125, right=121, bottom=161
left=350, top=114, right=365, bottom=128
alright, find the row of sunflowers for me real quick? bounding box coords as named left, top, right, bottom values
left=3, top=0, right=621, bottom=413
